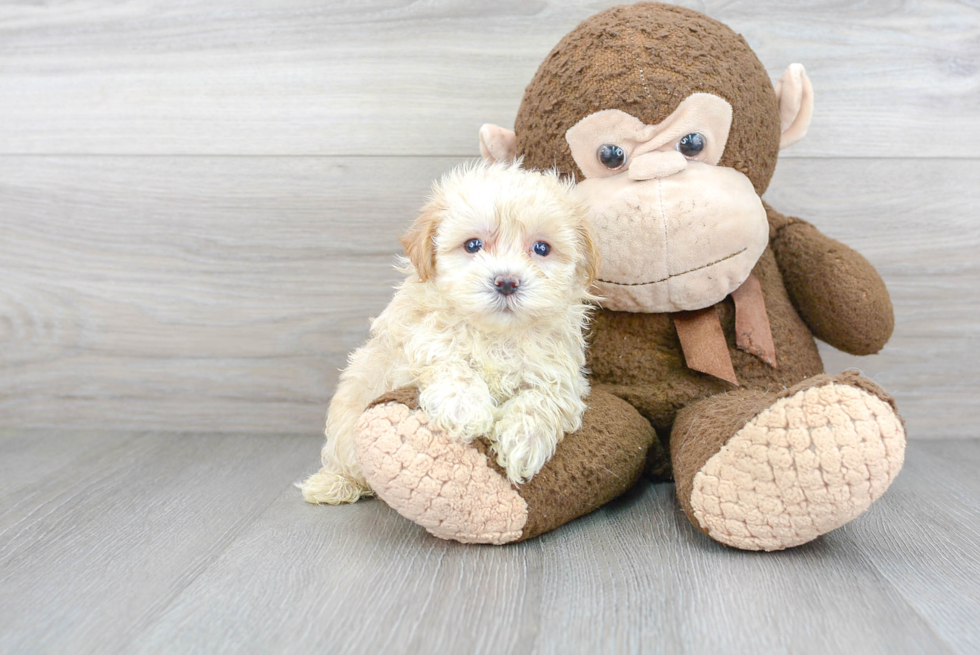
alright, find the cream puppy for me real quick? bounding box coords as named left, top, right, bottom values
left=301, top=160, right=599, bottom=505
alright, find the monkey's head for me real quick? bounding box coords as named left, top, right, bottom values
left=479, top=3, right=813, bottom=313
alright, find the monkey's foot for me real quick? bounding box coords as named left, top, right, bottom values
left=674, top=373, right=906, bottom=551
left=354, top=386, right=656, bottom=544
left=354, top=400, right=528, bottom=545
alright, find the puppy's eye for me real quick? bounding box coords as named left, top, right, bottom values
left=676, top=133, right=705, bottom=158
left=532, top=241, right=551, bottom=257
left=464, top=238, right=483, bottom=253
left=597, top=144, right=626, bottom=169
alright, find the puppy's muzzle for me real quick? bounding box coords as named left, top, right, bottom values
left=494, top=275, right=520, bottom=296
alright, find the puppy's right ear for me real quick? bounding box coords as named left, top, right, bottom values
left=479, top=124, right=517, bottom=163
left=577, top=217, right=601, bottom=288
left=400, top=202, right=440, bottom=282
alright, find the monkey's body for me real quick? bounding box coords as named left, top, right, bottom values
left=588, top=201, right=894, bottom=437
left=589, top=249, right=824, bottom=440
left=339, top=3, right=906, bottom=551
left=584, top=202, right=903, bottom=549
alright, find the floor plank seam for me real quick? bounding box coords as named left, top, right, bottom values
left=857, top=548, right=962, bottom=655
left=0, top=434, right=162, bottom=576
left=848, top=441, right=980, bottom=655
left=116, top=476, right=305, bottom=649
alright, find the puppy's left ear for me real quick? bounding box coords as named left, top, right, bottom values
left=576, top=218, right=600, bottom=288
left=401, top=202, right=440, bottom=282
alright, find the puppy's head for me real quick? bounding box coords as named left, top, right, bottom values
left=401, top=160, right=598, bottom=330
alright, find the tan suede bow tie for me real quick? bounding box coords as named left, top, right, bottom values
left=671, top=273, right=777, bottom=385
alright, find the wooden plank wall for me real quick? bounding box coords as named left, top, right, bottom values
left=1, top=0, right=977, bottom=438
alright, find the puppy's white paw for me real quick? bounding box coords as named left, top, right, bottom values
left=419, top=379, right=496, bottom=442
left=492, top=407, right=563, bottom=484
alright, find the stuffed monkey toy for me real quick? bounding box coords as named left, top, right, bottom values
left=351, top=3, right=906, bottom=550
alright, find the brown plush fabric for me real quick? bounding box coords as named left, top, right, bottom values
left=515, top=2, right=781, bottom=195
left=732, top=272, right=777, bottom=367
left=769, top=209, right=895, bottom=356
left=587, top=246, right=825, bottom=437
left=367, top=387, right=421, bottom=412
left=472, top=389, right=657, bottom=541
left=764, top=200, right=797, bottom=237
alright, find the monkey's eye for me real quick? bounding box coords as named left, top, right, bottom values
left=464, top=238, right=483, bottom=253
left=676, top=133, right=705, bottom=158
left=597, top=144, right=627, bottom=169
left=532, top=241, right=551, bottom=257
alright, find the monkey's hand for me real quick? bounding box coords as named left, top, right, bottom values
left=769, top=207, right=894, bottom=356
left=418, top=370, right=496, bottom=443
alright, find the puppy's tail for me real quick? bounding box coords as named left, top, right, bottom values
left=297, top=467, right=373, bottom=505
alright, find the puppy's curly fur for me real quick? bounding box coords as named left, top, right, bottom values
left=301, top=160, right=599, bottom=504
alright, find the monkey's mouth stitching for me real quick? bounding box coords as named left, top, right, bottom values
left=597, top=248, right=748, bottom=286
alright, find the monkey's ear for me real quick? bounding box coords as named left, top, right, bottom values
left=774, top=64, right=814, bottom=150
left=400, top=203, right=440, bottom=282
left=479, top=124, right=517, bottom=163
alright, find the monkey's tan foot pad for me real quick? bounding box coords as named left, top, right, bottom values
left=690, top=382, right=906, bottom=551
left=354, top=402, right=527, bottom=545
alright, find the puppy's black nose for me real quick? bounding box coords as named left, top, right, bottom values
left=494, top=275, right=520, bottom=296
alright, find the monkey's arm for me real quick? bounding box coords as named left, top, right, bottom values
left=765, top=203, right=894, bottom=356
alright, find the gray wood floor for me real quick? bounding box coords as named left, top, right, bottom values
left=1, top=431, right=977, bottom=655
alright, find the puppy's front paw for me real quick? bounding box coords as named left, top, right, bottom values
left=492, top=408, right=563, bottom=484
left=419, top=380, right=495, bottom=442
